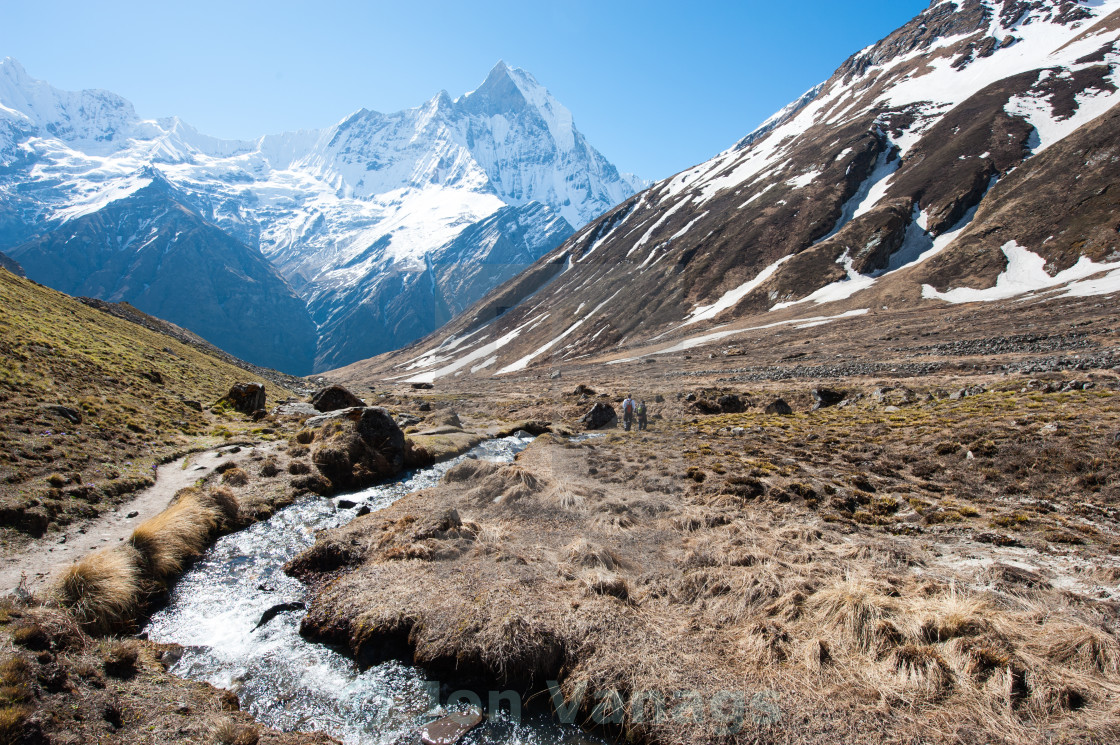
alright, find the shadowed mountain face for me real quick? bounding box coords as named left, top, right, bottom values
left=0, top=250, right=21, bottom=277
left=0, top=59, right=644, bottom=373
left=10, top=176, right=317, bottom=375
left=363, top=0, right=1120, bottom=384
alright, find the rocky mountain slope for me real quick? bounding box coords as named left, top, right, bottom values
left=367, top=0, right=1120, bottom=384
left=0, top=59, right=643, bottom=373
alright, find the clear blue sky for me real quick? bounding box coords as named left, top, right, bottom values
left=1, top=0, right=929, bottom=181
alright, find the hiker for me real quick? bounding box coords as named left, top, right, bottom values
left=637, top=400, right=648, bottom=431
left=622, top=394, right=635, bottom=431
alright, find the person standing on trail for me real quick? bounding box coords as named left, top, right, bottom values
left=637, top=400, right=648, bottom=431
left=622, top=394, right=635, bottom=431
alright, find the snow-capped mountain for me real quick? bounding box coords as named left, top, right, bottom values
left=0, top=59, right=644, bottom=373
left=369, top=0, right=1120, bottom=383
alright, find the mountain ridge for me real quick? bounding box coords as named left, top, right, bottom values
left=0, top=58, right=645, bottom=373
left=355, top=0, right=1120, bottom=384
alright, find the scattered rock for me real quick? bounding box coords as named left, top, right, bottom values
left=497, top=420, right=552, bottom=437
left=337, top=499, right=357, bottom=509
left=765, top=399, right=793, bottom=416
left=431, top=412, right=462, bottom=429
left=182, top=399, right=203, bottom=412
left=411, top=382, right=435, bottom=390
left=218, top=382, right=266, bottom=414
left=884, top=405, right=901, bottom=413
left=310, top=384, right=365, bottom=412
left=417, top=402, right=432, bottom=412
left=684, top=393, right=698, bottom=403
left=420, top=709, right=484, bottom=745
left=126, top=511, right=139, bottom=519
left=250, top=409, right=268, bottom=421
left=356, top=505, right=371, bottom=516
left=397, top=414, right=422, bottom=427
left=811, top=388, right=845, bottom=410
left=571, top=384, right=596, bottom=397
left=550, top=370, right=562, bottom=380
left=580, top=402, right=618, bottom=430
left=40, top=404, right=82, bottom=425
left=139, top=370, right=163, bottom=385
left=949, top=385, right=986, bottom=401
left=273, top=401, right=319, bottom=418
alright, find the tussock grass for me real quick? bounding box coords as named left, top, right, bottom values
left=129, top=488, right=221, bottom=583
left=1036, top=621, right=1120, bottom=675
left=52, top=546, right=142, bottom=634
left=889, top=644, right=954, bottom=695
left=562, top=538, right=620, bottom=571
left=806, top=577, right=898, bottom=652
left=52, top=484, right=239, bottom=632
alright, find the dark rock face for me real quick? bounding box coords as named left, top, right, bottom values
left=765, top=399, right=794, bottom=415
left=411, top=382, right=435, bottom=390
left=310, top=385, right=365, bottom=413
left=580, top=402, right=617, bottom=430
left=0, top=250, right=24, bottom=277
left=219, top=383, right=266, bottom=414
left=811, top=388, right=846, bottom=410
left=40, top=404, right=82, bottom=425
left=308, top=407, right=408, bottom=492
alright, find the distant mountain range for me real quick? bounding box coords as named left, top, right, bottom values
left=366, top=0, right=1120, bottom=384
left=0, top=59, right=644, bottom=373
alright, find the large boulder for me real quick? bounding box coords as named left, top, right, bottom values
left=306, top=407, right=407, bottom=492
left=310, top=384, right=365, bottom=412
left=765, top=399, right=793, bottom=415
left=811, top=388, right=846, bottom=410
left=580, top=402, right=617, bottom=430
left=218, top=382, right=266, bottom=414
left=717, top=394, right=746, bottom=413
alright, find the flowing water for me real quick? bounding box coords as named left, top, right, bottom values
left=146, top=434, right=604, bottom=745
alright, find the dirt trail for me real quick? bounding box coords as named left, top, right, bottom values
left=0, top=442, right=273, bottom=596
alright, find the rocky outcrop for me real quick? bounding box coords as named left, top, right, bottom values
left=305, top=407, right=408, bottom=493
left=310, top=385, right=365, bottom=413
left=579, top=402, right=617, bottom=430
left=218, top=383, right=266, bottom=415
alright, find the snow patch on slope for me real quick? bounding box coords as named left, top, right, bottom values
left=682, top=255, right=795, bottom=326
left=922, top=241, right=1120, bottom=303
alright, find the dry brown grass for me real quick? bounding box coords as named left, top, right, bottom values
left=220, top=467, right=249, bottom=486
left=52, top=545, right=142, bottom=634
left=290, top=386, right=1120, bottom=744
left=51, top=484, right=239, bottom=633
left=129, top=488, right=221, bottom=583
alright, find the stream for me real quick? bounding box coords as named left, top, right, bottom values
left=146, top=434, right=605, bottom=745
